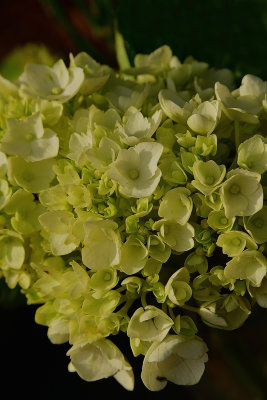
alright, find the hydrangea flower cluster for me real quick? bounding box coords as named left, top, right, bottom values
left=0, top=45, right=267, bottom=391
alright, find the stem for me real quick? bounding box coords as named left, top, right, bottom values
left=161, top=302, right=168, bottom=314
left=179, top=304, right=200, bottom=314
left=168, top=306, right=176, bottom=321
left=141, top=292, right=148, bottom=308
left=117, top=298, right=135, bottom=315
left=234, top=120, right=240, bottom=150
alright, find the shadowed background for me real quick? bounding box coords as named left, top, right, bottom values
left=0, top=0, right=267, bottom=398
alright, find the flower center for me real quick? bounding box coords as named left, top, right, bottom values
left=229, top=183, right=240, bottom=195
left=205, top=176, right=215, bottom=185
left=220, top=217, right=228, bottom=225
left=232, top=238, right=241, bottom=246
left=24, top=132, right=34, bottom=141
left=52, top=87, right=63, bottom=95
left=128, top=169, right=139, bottom=180
left=103, top=272, right=112, bottom=281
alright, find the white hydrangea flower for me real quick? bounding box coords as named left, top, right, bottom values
left=117, top=106, right=162, bottom=145
left=108, top=142, right=163, bottom=198
left=1, top=113, right=59, bottom=161
left=67, top=339, right=134, bottom=391
left=220, top=168, right=263, bottom=218
left=21, top=59, right=84, bottom=103
left=78, top=220, right=121, bottom=270
left=141, top=334, right=208, bottom=391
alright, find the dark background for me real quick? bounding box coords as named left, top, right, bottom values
left=1, top=0, right=267, bottom=398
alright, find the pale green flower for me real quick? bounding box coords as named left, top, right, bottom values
left=86, top=136, right=121, bottom=170
left=39, top=185, right=70, bottom=211
left=82, top=290, right=121, bottom=316
left=8, top=156, right=55, bottom=193
left=120, top=236, right=148, bottom=275
left=130, top=338, right=152, bottom=357
left=29, top=99, right=63, bottom=126
left=216, top=231, right=257, bottom=257
left=21, top=59, right=84, bottom=102
left=153, top=219, right=194, bottom=253
left=158, top=89, right=196, bottom=123
left=220, top=168, right=263, bottom=218
left=147, top=235, right=171, bottom=263
left=106, top=81, right=150, bottom=112
left=68, top=131, right=93, bottom=167
left=108, top=142, right=163, bottom=198
left=65, top=184, right=92, bottom=210
left=71, top=52, right=110, bottom=95
left=244, top=206, right=267, bottom=244
left=141, top=334, right=208, bottom=391
left=39, top=210, right=79, bottom=255
left=193, top=134, right=217, bottom=157
left=184, top=252, right=208, bottom=274
left=124, top=45, right=172, bottom=75
left=207, top=210, right=235, bottom=233
left=237, top=135, right=267, bottom=174
left=0, top=229, right=25, bottom=270
left=237, top=74, right=267, bottom=100
left=79, top=220, right=121, bottom=270
left=199, top=294, right=251, bottom=330
left=158, top=187, right=192, bottom=224
left=224, top=250, right=267, bottom=287
left=173, top=315, right=198, bottom=337
left=165, top=267, right=192, bottom=305
left=192, top=160, right=226, bottom=195
left=187, top=100, right=221, bottom=135
left=250, top=277, right=267, bottom=308
left=215, top=82, right=260, bottom=123
left=117, top=106, right=162, bottom=146
left=1, top=113, right=59, bottom=161
left=159, top=155, right=188, bottom=186
left=127, top=306, right=173, bottom=342
left=121, top=276, right=143, bottom=295
left=4, top=189, right=45, bottom=234
left=67, top=339, right=134, bottom=390
left=47, top=316, right=70, bottom=344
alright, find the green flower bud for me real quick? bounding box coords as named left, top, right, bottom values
left=159, top=155, right=188, bottom=185
left=147, top=235, right=171, bottom=263
left=185, top=252, right=208, bottom=274
left=165, top=267, right=192, bottom=305
left=121, top=276, right=143, bottom=295
left=193, top=134, right=217, bottom=157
